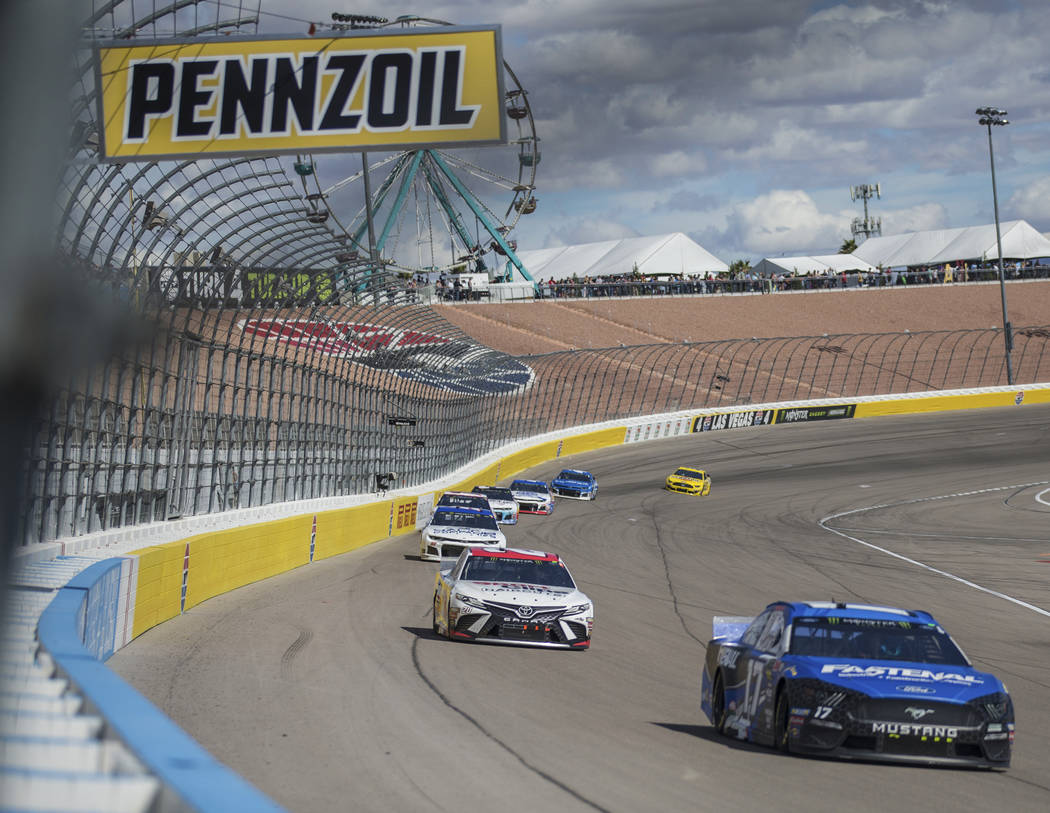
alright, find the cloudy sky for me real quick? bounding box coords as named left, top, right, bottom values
left=249, top=0, right=1050, bottom=263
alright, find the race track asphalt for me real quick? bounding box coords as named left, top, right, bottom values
left=108, top=406, right=1050, bottom=813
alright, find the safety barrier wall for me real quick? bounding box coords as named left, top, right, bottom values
left=37, top=560, right=286, bottom=813
left=34, top=382, right=1050, bottom=812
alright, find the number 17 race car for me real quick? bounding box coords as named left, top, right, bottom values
left=701, top=601, right=1013, bottom=767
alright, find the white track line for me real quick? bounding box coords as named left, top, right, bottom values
left=819, top=481, right=1050, bottom=619
left=1036, top=487, right=1050, bottom=507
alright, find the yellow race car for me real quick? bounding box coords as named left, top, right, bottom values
left=665, top=466, right=711, bottom=495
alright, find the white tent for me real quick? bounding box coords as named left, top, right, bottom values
left=854, top=220, right=1050, bottom=269
left=751, top=254, right=878, bottom=277
left=511, top=232, right=727, bottom=282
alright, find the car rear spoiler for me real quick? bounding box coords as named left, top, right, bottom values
left=712, top=616, right=753, bottom=641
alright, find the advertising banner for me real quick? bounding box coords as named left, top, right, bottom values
left=625, top=417, right=692, bottom=443
left=95, top=26, right=506, bottom=161
left=774, top=404, right=856, bottom=423
left=692, top=409, right=775, bottom=433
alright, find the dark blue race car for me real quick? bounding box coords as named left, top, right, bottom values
left=549, top=469, right=597, bottom=500
left=700, top=601, right=1013, bottom=768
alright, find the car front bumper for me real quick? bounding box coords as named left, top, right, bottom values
left=515, top=501, right=553, bottom=514
left=551, top=485, right=594, bottom=499
left=665, top=480, right=704, bottom=494
left=448, top=604, right=591, bottom=648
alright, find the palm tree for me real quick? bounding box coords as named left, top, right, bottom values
left=839, top=237, right=858, bottom=254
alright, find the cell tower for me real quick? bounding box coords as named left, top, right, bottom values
left=849, top=183, right=882, bottom=240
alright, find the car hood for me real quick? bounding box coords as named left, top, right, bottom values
left=511, top=490, right=549, bottom=500
left=458, top=581, right=587, bottom=606
left=485, top=498, right=516, bottom=510
left=786, top=657, right=1002, bottom=702
left=553, top=478, right=590, bottom=488
left=668, top=474, right=703, bottom=482
left=425, top=524, right=503, bottom=542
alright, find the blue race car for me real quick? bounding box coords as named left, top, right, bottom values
left=549, top=469, right=597, bottom=500
left=700, top=601, right=1013, bottom=768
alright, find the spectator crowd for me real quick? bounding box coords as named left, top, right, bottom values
left=432, top=259, right=1050, bottom=302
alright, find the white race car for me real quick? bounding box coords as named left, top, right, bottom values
left=436, top=490, right=495, bottom=516
left=419, top=507, right=507, bottom=562
left=509, top=479, right=554, bottom=515
left=471, top=485, right=519, bottom=525
left=432, top=546, right=594, bottom=649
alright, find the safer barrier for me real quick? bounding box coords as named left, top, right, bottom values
left=36, top=560, right=286, bottom=813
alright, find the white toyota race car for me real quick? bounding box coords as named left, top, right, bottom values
left=432, top=546, right=594, bottom=649
left=419, top=507, right=507, bottom=562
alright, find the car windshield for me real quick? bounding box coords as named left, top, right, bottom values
left=439, top=494, right=488, bottom=510
left=558, top=471, right=590, bottom=482
left=462, top=556, right=576, bottom=588
left=431, top=510, right=498, bottom=530
left=474, top=487, right=513, bottom=501
left=789, top=618, right=969, bottom=665
left=673, top=468, right=702, bottom=478
left=511, top=481, right=547, bottom=494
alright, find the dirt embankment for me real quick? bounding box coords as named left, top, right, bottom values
left=433, top=281, right=1050, bottom=356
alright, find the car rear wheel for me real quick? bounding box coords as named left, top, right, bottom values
left=711, top=672, right=729, bottom=735
left=774, top=687, right=792, bottom=753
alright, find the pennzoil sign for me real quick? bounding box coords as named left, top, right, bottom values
left=94, top=27, right=505, bottom=161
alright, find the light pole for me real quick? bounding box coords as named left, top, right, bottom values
left=976, top=107, right=1013, bottom=385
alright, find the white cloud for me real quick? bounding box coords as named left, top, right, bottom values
left=542, top=217, right=638, bottom=247
left=721, top=189, right=851, bottom=255
left=1008, top=176, right=1050, bottom=225
left=649, top=150, right=707, bottom=178
left=880, top=203, right=949, bottom=234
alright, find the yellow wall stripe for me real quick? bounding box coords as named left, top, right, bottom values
left=312, top=501, right=393, bottom=561
left=559, top=427, right=627, bottom=456
left=855, top=388, right=1050, bottom=418
left=130, top=544, right=188, bottom=638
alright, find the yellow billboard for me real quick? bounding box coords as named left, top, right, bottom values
left=94, top=27, right=506, bottom=161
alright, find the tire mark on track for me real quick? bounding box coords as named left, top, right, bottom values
left=410, top=637, right=611, bottom=813
left=730, top=499, right=870, bottom=605
left=637, top=494, right=709, bottom=650
left=280, top=626, right=313, bottom=677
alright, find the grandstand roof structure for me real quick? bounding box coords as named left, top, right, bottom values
left=752, top=254, right=878, bottom=277
left=855, top=220, right=1050, bottom=269
left=512, top=232, right=728, bottom=282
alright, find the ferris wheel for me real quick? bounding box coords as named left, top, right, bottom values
left=294, top=13, right=539, bottom=286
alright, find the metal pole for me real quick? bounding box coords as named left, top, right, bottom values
left=361, top=151, right=379, bottom=291
left=985, top=122, right=1014, bottom=385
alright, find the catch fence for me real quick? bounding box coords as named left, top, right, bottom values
left=21, top=314, right=1050, bottom=545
